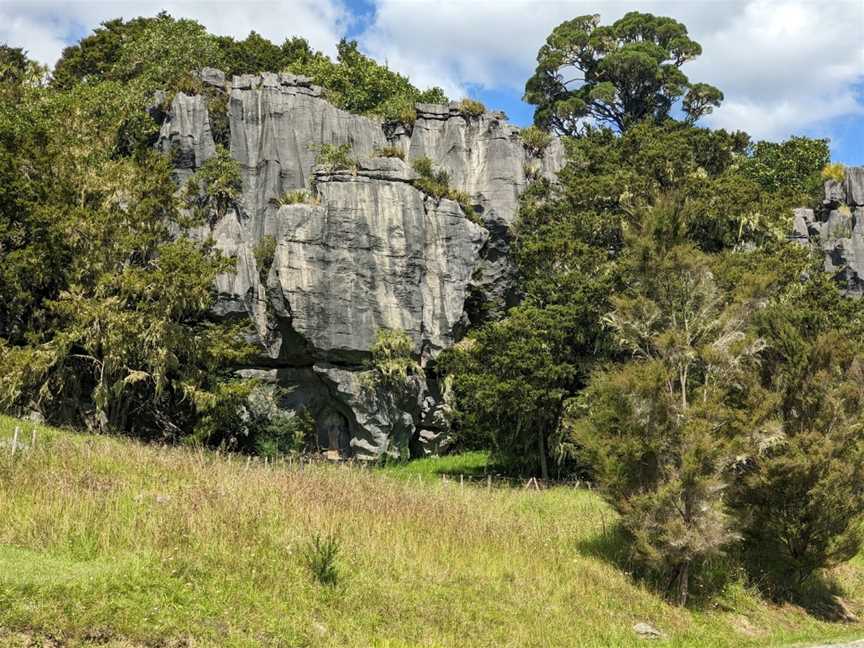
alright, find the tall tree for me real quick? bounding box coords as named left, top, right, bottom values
left=571, top=200, right=765, bottom=606
left=524, top=12, right=723, bottom=134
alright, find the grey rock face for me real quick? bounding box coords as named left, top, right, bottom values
left=157, top=92, right=215, bottom=179
left=801, top=167, right=864, bottom=296
left=271, top=165, right=487, bottom=363
left=158, top=71, right=562, bottom=457
left=395, top=107, right=564, bottom=315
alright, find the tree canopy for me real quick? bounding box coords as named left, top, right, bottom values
left=524, top=12, right=723, bottom=134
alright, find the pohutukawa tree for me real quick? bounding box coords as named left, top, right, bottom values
left=524, top=12, right=723, bottom=135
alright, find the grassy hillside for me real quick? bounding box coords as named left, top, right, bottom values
left=1, top=415, right=862, bottom=647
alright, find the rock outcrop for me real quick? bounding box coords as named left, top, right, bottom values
left=796, top=167, right=864, bottom=296
left=157, top=69, right=563, bottom=458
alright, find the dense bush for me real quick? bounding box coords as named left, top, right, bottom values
left=298, top=40, right=447, bottom=124
left=520, top=125, right=552, bottom=157
left=52, top=14, right=448, bottom=130
left=364, top=329, right=421, bottom=396
left=313, top=143, right=357, bottom=173
left=191, top=381, right=316, bottom=457
left=183, top=146, right=243, bottom=220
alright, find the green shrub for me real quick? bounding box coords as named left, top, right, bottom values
left=174, top=72, right=204, bottom=96
left=412, top=157, right=451, bottom=199
left=312, top=143, right=357, bottom=173
left=207, top=93, right=230, bottom=148
left=378, top=95, right=418, bottom=126
left=821, top=162, right=845, bottom=183
left=253, top=235, right=277, bottom=280
left=368, top=328, right=419, bottom=387
left=183, top=146, right=242, bottom=221
left=411, top=157, right=481, bottom=224
left=302, top=532, right=341, bottom=586
left=192, top=381, right=314, bottom=457
left=294, top=39, right=447, bottom=124
left=253, top=408, right=316, bottom=459
left=271, top=189, right=318, bottom=207
left=373, top=145, right=405, bottom=160
left=521, top=125, right=552, bottom=157
left=459, top=98, right=486, bottom=118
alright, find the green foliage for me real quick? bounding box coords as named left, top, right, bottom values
left=728, top=272, right=864, bottom=598
left=191, top=381, right=315, bottom=456
left=313, top=143, right=357, bottom=173
left=524, top=12, right=723, bottom=134
left=253, top=235, right=277, bottom=281
left=373, top=145, right=405, bottom=160
left=0, top=75, right=250, bottom=439
left=52, top=16, right=445, bottom=131
left=570, top=218, right=767, bottom=605
left=271, top=189, right=318, bottom=207
left=441, top=306, right=585, bottom=479
left=521, top=125, right=552, bottom=157
left=183, top=146, right=242, bottom=220
left=740, top=136, right=830, bottom=203
left=113, top=15, right=225, bottom=93
left=821, top=162, right=846, bottom=183
left=254, top=408, right=316, bottom=459
left=302, top=532, right=341, bottom=586
left=215, top=32, right=316, bottom=77
left=0, top=53, right=72, bottom=343
left=526, top=121, right=815, bottom=252
left=367, top=329, right=419, bottom=389
left=206, top=92, right=230, bottom=147
left=411, top=157, right=481, bottom=224
left=52, top=16, right=156, bottom=89
left=295, top=39, right=447, bottom=123
left=458, top=98, right=486, bottom=118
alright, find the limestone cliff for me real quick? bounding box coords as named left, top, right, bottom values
left=793, top=167, right=864, bottom=296
left=156, top=69, right=563, bottom=459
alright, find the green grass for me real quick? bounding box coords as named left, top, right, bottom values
left=1, top=415, right=863, bottom=647
left=377, top=451, right=490, bottom=479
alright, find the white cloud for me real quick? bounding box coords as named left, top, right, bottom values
left=360, top=0, right=864, bottom=141
left=0, top=0, right=351, bottom=66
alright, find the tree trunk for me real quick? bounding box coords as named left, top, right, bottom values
left=675, top=561, right=690, bottom=607
left=538, top=431, right=549, bottom=481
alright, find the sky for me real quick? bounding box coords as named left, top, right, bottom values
left=2, top=0, right=862, bottom=164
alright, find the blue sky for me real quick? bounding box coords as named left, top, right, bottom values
left=3, top=0, right=862, bottom=164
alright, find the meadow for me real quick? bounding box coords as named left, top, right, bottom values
left=1, top=415, right=863, bottom=647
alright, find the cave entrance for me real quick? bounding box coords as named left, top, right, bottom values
left=317, top=410, right=350, bottom=454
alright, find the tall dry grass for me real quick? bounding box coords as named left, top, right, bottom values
left=1, top=417, right=863, bottom=647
